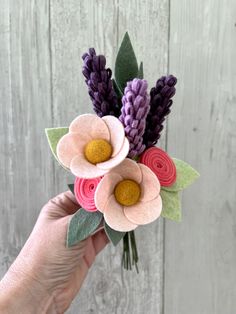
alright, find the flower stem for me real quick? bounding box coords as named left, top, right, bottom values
left=130, top=231, right=139, bottom=273
left=122, top=231, right=139, bottom=273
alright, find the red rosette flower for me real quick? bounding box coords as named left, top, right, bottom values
left=74, top=177, right=102, bottom=212
left=140, top=147, right=176, bottom=187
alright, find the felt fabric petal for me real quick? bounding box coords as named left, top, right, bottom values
left=70, top=155, right=107, bottom=178
left=102, top=115, right=125, bottom=156
left=140, top=146, right=176, bottom=186
left=139, top=163, right=160, bottom=202
left=97, top=138, right=129, bottom=170
left=124, top=195, right=162, bottom=225
left=94, top=173, right=123, bottom=213
left=69, top=114, right=110, bottom=141
left=109, top=157, right=142, bottom=183
left=74, top=177, right=102, bottom=212
left=104, top=195, right=138, bottom=232
left=57, top=133, right=89, bottom=168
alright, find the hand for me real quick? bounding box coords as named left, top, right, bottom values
left=0, top=191, right=109, bottom=314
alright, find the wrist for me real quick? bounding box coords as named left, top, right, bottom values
left=0, top=266, right=55, bottom=314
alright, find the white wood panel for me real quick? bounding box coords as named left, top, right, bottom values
left=0, top=0, right=53, bottom=278
left=116, top=1, right=169, bottom=313
left=5, top=1, right=235, bottom=313
left=165, top=1, right=236, bottom=313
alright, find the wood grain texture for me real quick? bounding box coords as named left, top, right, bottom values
left=0, top=0, right=53, bottom=276
left=2, top=1, right=235, bottom=314
left=165, top=1, right=236, bottom=313
left=49, top=1, right=169, bottom=313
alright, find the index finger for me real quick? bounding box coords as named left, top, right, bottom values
left=44, top=190, right=81, bottom=217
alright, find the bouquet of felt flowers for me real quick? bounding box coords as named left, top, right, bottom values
left=46, top=33, right=199, bottom=271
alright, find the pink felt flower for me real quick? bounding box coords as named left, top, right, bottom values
left=140, top=146, right=176, bottom=186
left=56, top=114, right=129, bottom=178
left=74, top=177, right=102, bottom=212
left=94, top=158, right=162, bottom=232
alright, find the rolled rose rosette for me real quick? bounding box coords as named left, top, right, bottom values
left=140, top=146, right=176, bottom=187
left=74, top=177, right=102, bottom=212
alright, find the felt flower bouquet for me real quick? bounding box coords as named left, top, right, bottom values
left=46, top=33, right=199, bottom=271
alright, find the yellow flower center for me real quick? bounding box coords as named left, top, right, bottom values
left=114, top=179, right=141, bottom=206
left=85, top=139, right=113, bottom=164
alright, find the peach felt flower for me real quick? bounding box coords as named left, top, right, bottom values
left=56, top=114, right=129, bottom=178
left=95, top=158, right=162, bottom=232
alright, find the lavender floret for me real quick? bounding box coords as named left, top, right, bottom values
left=119, top=79, right=150, bottom=158
left=82, top=48, right=119, bottom=117
left=143, top=75, right=177, bottom=147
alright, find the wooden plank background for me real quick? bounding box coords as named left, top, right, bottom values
left=165, top=1, right=236, bottom=313
left=0, top=0, right=235, bottom=313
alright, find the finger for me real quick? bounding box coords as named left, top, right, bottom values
left=91, top=229, right=109, bottom=255
left=67, top=232, right=109, bottom=300
left=82, top=230, right=109, bottom=269
left=67, top=258, right=90, bottom=301
left=43, top=191, right=80, bottom=218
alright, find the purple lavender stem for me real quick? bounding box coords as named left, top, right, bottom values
left=143, top=75, right=177, bottom=147
left=119, top=79, right=150, bottom=158
left=82, top=48, right=119, bottom=117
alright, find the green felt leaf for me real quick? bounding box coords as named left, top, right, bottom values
left=45, top=127, right=69, bottom=162
left=112, top=79, right=123, bottom=99
left=162, top=158, right=200, bottom=192
left=137, top=62, right=144, bottom=79
left=104, top=223, right=126, bottom=246
left=68, top=184, right=74, bottom=195
left=160, top=189, right=181, bottom=222
left=67, top=209, right=103, bottom=247
left=115, top=32, right=139, bottom=91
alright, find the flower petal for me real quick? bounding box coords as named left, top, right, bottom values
left=102, top=115, right=125, bottom=156
left=124, top=195, right=162, bottom=225
left=97, top=138, right=129, bottom=171
left=106, top=157, right=142, bottom=183
left=70, top=155, right=107, bottom=178
left=104, top=195, right=138, bottom=232
left=57, top=133, right=90, bottom=168
left=95, top=173, right=123, bottom=213
left=69, top=114, right=110, bottom=141
left=139, top=163, right=160, bottom=202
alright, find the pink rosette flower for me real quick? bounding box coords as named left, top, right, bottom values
left=57, top=114, right=129, bottom=178
left=140, top=146, right=176, bottom=187
left=94, top=158, right=162, bottom=232
left=74, top=177, right=102, bottom=212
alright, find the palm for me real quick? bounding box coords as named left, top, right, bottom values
left=15, top=192, right=108, bottom=313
